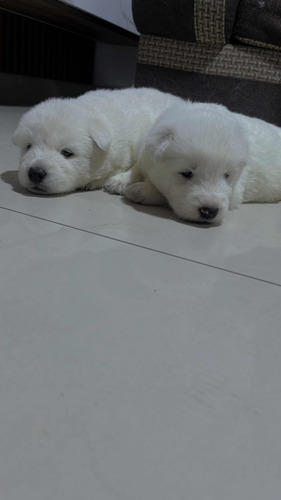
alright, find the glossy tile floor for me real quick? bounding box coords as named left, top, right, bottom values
left=1, top=105, right=281, bottom=500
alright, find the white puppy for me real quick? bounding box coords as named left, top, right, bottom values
left=123, top=102, right=281, bottom=225
left=12, top=88, right=182, bottom=194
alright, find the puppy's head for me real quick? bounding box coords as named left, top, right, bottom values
left=142, top=102, right=249, bottom=225
left=12, top=98, right=111, bottom=194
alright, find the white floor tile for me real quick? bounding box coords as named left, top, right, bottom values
left=1, top=105, right=281, bottom=500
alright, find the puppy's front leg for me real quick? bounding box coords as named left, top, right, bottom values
left=104, top=163, right=143, bottom=195
left=84, top=178, right=106, bottom=191
left=125, top=181, right=167, bottom=205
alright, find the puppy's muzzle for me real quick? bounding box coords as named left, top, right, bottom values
left=199, top=206, right=219, bottom=220
left=28, top=165, right=47, bottom=184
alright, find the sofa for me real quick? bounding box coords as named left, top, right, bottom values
left=132, top=0, right=281, bottom=125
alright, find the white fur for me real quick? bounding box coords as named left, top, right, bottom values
left=124, top=102, right=281, bottom=225
left=12, top=88, right=182, bottom=194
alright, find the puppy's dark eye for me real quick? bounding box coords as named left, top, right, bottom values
left=224, top=173, right=230, bottom=179
left=180, top=171, right=193, bottom=179
left=61, top=149, right=73, bottom=158
left=26, top=144, right=32, bottom=150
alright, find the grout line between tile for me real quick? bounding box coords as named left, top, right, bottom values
left=1, top=205, right=281, bottom=289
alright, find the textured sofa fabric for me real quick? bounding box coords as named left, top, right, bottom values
left=133, top=0, right=241, bottom=43
left=235, top=0, right=281, bottom=49
left=132, top=0, right=281, bottom=126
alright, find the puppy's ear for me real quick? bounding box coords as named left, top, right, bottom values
left=12, top=126, right=27, bottom=147
left=146, top=127, right=174, bottom=159
left=89, top=119, right=111, bottom=152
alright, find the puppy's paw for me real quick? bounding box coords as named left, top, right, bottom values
left=125, top=182, right=167, bottom=206
left=104, top=172, right=132, bottom=195
left=84, top=179, right=104, bottom=191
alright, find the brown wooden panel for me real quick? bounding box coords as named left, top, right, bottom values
left=0, top=0, right=138, bottom=45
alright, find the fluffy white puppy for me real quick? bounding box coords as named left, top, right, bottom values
left=123, top=102, right=281, bottom=224
left=12, top=88, right=182, bottom=194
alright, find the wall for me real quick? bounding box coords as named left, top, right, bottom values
left=60, top=0, right=139, bottom=34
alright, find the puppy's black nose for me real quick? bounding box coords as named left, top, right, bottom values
left=199, top=206, right=219, bottom=220
left=28, top=166, right=47, bottom=184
